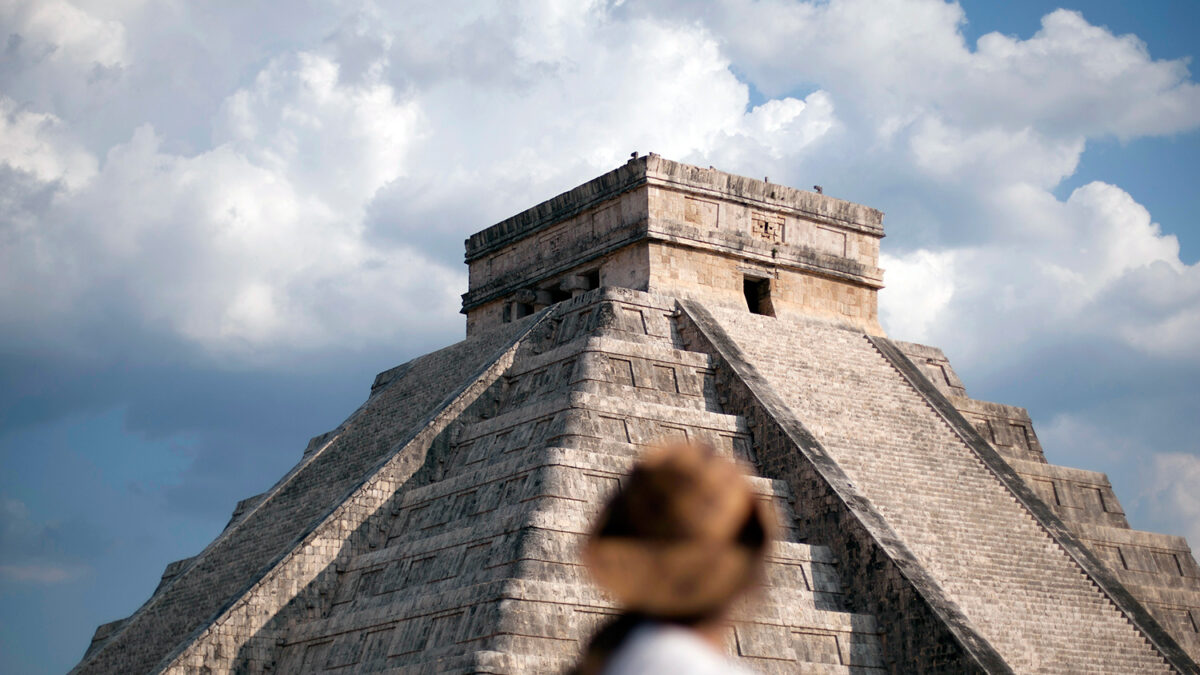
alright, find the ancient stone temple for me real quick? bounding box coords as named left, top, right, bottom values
left=75, top=155, right=1200, bottom=674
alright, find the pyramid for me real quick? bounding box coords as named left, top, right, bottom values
left=74, top=155, right=1200, bottom=674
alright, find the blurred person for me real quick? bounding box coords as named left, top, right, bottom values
left=571, top=441, right=775, bottom=675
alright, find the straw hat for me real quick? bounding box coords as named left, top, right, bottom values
left=582, top=442, right=775, bottom=618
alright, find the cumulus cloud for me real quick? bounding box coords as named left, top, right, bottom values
left=882, top=180, right=1198, bottom=364
left=0, top=97, right=97, bottom=188
left=1, top=119, right=462, bottom=360
left=657, top=0, right=1200, bottom=367
left=0, top=0, right=130, bottom=125
left=214, top=51, right=421, bottom=213
left=668, top=1, right=1200, bottom=137
left=964, top=10, right=1200, bottom=138
left=1138, top=453, right=1200, bottom=547
left=1, top=0, right=129, bottom=70
left=3, top=2, right=1200, bottom=668
left=878, top=248, right=956, bottom=342
left=0, top=0, right=853, bottom=363
left=0, top=0, right=1197, bottom=539
left=0, top=44, right=459, bottom=361
left=367, top=1, right=830, bottom=228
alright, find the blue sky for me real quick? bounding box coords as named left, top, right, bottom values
left=1, top=1, right=1198, bottom=673
left=961, top=0, right=1200, bottom=263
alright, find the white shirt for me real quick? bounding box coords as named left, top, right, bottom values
left=602, top=622, right=752, bottom=675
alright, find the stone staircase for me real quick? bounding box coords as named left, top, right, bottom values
left=687, top=304, right=1174, bottom=674
left=896, top=340, right=1200, bottom=664
left=93, top=287, right=1198, bottom=673
left=268, top=289, right=885, bottom=673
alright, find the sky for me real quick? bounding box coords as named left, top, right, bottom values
left=0, top=0, right=1198, bottom=672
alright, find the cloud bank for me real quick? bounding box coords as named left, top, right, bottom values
left=1, top=1, right=1198, bottom=670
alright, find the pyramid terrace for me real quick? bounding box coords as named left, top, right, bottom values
left=74, top=158, right=1200, bottom=674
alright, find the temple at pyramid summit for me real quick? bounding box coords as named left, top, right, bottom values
left=75, top=155, right=1200, bottom=673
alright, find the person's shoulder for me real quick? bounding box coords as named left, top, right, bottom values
left=602, top=623, right=751, bottom=675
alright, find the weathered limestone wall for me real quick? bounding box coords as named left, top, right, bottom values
left=644, top=183, right=882, bottom=286
left=678, top=302, right=996, bottom=673
left=463, top=155, right=885, bottom=336
left=647, top=243, right=882, bottom=334
left=683, top=303, right=1176, bottom=673
left=465, top=242, right=651, bottom=336
left=898, top=338, right=1200, bottom=662
left=645, top=184, right=879, bottom=266
left=466, top=186, right=648, bottom=294
left=463, top=186, right=649, bottom=335
left=237, top=289, right=888, bottom=673
left=73, top=315, right=544, bottom=675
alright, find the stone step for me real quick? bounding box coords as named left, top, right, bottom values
left=508, top=334, right=715, bottom=378
left=291, top=578, right=879, bottom=658
left=456, top=390, right=746, bottom=446
left=1067, top=522, right=1200, bottom=585
left=398, top=446, right=790, bottom=513
left=371, top=493, right=807, bottom=584
left=376, top=642, right=888, bottom=674
left=412, top=648, right=888, bottom=675
left=444, top=395, right=753, bottom=477
left=538, top=287, right=682, bottom=349
left=696, top=306, right=1174, bottom=673
left=573, top=378, right=717, bottom=412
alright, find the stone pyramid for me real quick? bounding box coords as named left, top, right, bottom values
left=75, top=156, right=1200, bottom=674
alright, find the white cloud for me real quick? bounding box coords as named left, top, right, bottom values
left=0, top=0, right=1195, bottom=372
left=214, top=51, right=422, bottom=213
left=5, top=1, right=844, bottom=363
left=908, top=118, right=1084, bottom=189
left=880, top=180, right=1199, bottom=363
left=678, top=0, right=1200, bottom=366
left=396, top=4, right=786, bottom=180
left=710, top=91, right=839, bottom=166
left=2, top=2, right=1200, bottom=665
left=879, top=248, right=956, bottom=342
left=0, top=51, right=453, bottom=361
left=1138, top=452, right=1200, bottom=549
left=0, top=0, right=1195, bottom=375
left=681, top=2, right=1200, bottom=138
left=0, top=97, right=97, bottom=188
left=965, top=10, right=1200, bottom=138
left=1100, top=262, right=1200, bottom=360
left=1, top=0, right=129, bottom=70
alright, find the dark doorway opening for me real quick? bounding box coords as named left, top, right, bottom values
left=744, top=277, right=774, bottom=316
left=583, top=269, right=601, bottom=290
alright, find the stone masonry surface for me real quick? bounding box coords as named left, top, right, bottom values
left=462, top=155, right=884, bottom=335
left=695, top=304, right=1172, bottom=673
left=72, top=315, right=539, bottom=674
left=223, top=289, right=888, bottom=674
left=74, top=158, right=1200, bottom=674
left=871, top=336, right=1195, bottom=672
left=893, top=340, right=1200, bottom=664
left=679, top=302, right=1007, bottom=673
